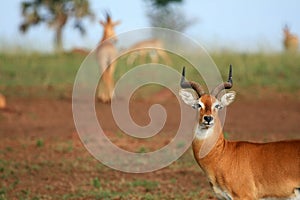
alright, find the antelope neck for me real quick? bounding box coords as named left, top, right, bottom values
left=192, top=118, right=225, bottom=159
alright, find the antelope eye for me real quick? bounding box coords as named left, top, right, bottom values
left=192, top=103, right=202, bottom=109
left=215, top=104, right=221, bottom=109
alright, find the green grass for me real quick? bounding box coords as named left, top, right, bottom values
left=130, top=179, right=159, bottom=191
left=0, top=53, right=81, bottom=86
left=0, top=51, right=299, bottom=98
left=92, top=177, right=101, bottom=189
left=0, top=53, right=85, bottom=98
left=35, top=139, right=44, bottom=148
left=211, top=52, right=300, bottom=92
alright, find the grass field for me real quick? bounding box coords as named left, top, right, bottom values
left=0, top=51, right=300, bottom=98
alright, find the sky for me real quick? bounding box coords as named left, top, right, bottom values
left=0, top=0, right=299, bottom=52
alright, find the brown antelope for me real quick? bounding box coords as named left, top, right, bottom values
left=283, top=25, right=299, bottom=52
left=126, top=39, right=172, bottom=65
left=179, top=65, right=300, bottom=200
left=0, top=93, right=6, bottom=109
left=96, top=12, right=120, bottom=103
left=70, top=47, right=89, bottom=56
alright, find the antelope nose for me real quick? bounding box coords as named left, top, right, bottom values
left=204, top=116, right=213, bottom=123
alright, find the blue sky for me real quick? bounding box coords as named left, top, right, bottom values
left=0, top=0, right=299, bottom=52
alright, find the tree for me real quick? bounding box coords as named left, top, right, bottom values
left=20, top=0, right=94, bottom=52
left=145, top=0, right=196, bottom=32
left=147, top=0, right=183, bottom=7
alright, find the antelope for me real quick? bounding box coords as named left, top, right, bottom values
left=179, top=65, right=300, bottom=200
left=70, top=47, right=89, bottom=56
left=126, top=39, right=172, bottom=65
left=0, top=93, right=6, bottom=109
left=283, top=25, right=299, bottom=52
left=96, top=12, right=120, bottom=103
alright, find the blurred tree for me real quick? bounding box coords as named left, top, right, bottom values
left=147, top=0, right=183, bottom=7
left=145, top=0, right=195, bottom=32
left=19, top=0, right=94, bottom=52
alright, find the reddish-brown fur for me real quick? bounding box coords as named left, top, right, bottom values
left=0, top=93, right=6, bottom=109
left=192, top=94, right=300, bottom=199
left=283, top=26, right=299, bottom=52
left=71, top=48, right=89, bottom=55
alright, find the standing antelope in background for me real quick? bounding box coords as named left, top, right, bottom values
left=283, top=25, right=299, bottom=52
left=179, top=65, right=300, bottom=200
left=126, top=39, right=172, bottom=65
left=96, top=12, right=120, bottom=103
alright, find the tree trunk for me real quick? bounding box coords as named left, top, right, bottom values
left=55, top=26, right=63, bottom=52
left=53, top=13, right=67, bottom=53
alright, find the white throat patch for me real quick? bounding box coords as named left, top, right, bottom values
left=195, top=124, right=215, bottom=140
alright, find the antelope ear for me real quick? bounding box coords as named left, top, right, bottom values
left=99, top=20, right=105, bottom=26
left=220, top=91, right=236, bottom=107
left=113, top=20, right=121, bottom=26
left=179, top=89, right=198, bottom=107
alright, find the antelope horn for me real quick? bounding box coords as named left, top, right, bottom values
left=180, top=66, right=205, bottom=98
left=211, top=64, right=233, bottom=97
left=103, top=10, right=111, bottom=22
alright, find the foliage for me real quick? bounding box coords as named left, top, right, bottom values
left=19, top=0, right=94, bottom=51
left=146, top=6, right=196, bottom=32
left=145, top=0, right=196, bottom=32
left=146, top=0, right=183, bottom=8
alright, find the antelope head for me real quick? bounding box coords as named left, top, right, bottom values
left=179, top=66, right=236, bottom=131
left=99, top=12, right=121, bottom=41
left=283, top=24, right=291, bottom=36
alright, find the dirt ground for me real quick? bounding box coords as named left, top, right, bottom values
left=1, top=90, right=300, bottom=199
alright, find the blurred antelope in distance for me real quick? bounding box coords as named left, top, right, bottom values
left=126, top=39, right=172, bottom=65
left=0, top=93, right=6, bottom=109
left=70, top=48, right=89, bottom=56
left=96, top=12, right=120, bottom=103
left=283, top=25, right=299, bottom=52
